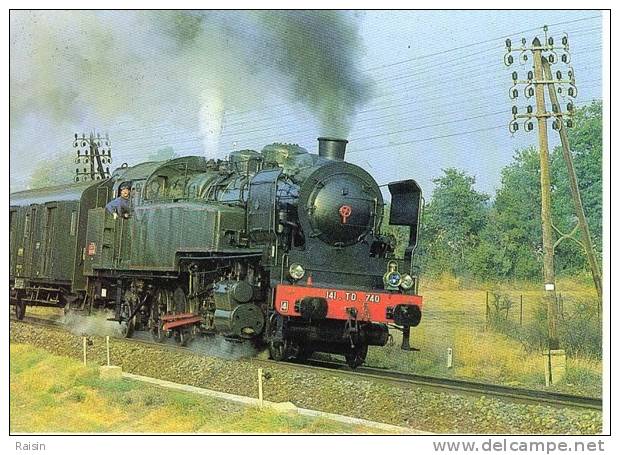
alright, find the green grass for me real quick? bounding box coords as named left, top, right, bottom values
left=365, top=280, right=602, bottom=397
left=10, top=344, right=393, bottom=433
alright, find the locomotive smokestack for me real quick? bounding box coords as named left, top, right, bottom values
left=318, top=137, right=348, bottom=161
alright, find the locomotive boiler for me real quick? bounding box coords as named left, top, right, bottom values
left=9, top=137, right=423, bottom=368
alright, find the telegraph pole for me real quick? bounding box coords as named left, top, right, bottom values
left=73, top=132, right=113, bottom=182
left=542, top=60, right=603, bottom=303
left=504, top=26, right=600, bottom=384
left=531, top=40, right=559, bottom=350
left=506, top=35, right=561, bottom=350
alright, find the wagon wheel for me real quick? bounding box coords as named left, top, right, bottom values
left=14, top=301, right=26, bottom=321
left=344, top=344, right=368, bottom=369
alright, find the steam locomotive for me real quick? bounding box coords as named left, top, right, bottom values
left=9, top=137, right=423, bottom=368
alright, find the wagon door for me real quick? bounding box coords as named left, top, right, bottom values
left=23, top=205, right=43, bottom=278
left=41, top=204, right=57, bottom=278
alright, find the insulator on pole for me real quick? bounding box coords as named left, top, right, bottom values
left=512, top=106, right=518, bottom=115
left=509, top=87, right=519, bottom=99
left=509, top=120, right=519, bottom=133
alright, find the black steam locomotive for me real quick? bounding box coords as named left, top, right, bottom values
left=9, top=137, right=423, bottom=367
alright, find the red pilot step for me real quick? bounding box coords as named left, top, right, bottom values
left=161, top=313, right=202, bottom=331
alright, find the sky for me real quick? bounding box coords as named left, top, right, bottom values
left=9, top=10, right=603, bottom=198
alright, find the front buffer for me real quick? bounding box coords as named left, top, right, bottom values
left=269, top=284, right=423, bottom=368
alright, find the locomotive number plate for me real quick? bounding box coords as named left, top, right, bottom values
left=325, top=290, right=381, bottom=303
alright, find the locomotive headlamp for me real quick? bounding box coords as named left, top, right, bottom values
left=386, top=272, right=401, bottom=287
left=289, top=263, right=305, bottom=281
left=383, top=261, right=402, bottom=290
left=400, top=274, right=414, bottom=290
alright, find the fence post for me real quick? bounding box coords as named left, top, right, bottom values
left=258, top=368, right=264, bottom=408
left=106, top=336, right=111, bottom=366
left=446, top=348, right=453, bottom=368
left=82, top=337, right=87, bottom=365
left=485, top=291, right=489, bottom=328
left=520, top=294, right=523, bottom=327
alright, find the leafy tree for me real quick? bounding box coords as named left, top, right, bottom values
left=483, top=147, right=543, bottom=279
left=551, top=100, right=603, bottom=269
left=421, top=168, right=489, bottom=277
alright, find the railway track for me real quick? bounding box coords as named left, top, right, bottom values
left=11, top=314, right=602, bottom=411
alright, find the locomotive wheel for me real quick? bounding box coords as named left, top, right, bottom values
left=173, top=287, right=187, bottom=313
left=267, top=313, right=293, bottom=361
left=295, top=346, right=314, bottom=362
left=269, top=340, right=293, bottom=361
left=14, top=301, right=26, bottom=321
left=345, top=344, right=368, bottom=369
left=151, top=289, right=171, bottom=343
left=175, top=330, right=188, bottom=347
left=119, top=318, right=135, bottom=338
left=151, top=320, right=165, bottom=343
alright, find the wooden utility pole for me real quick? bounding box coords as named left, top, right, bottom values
left=542, top=60, right=603, bottom=303
left=532, top=39, right=559, bottom=350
